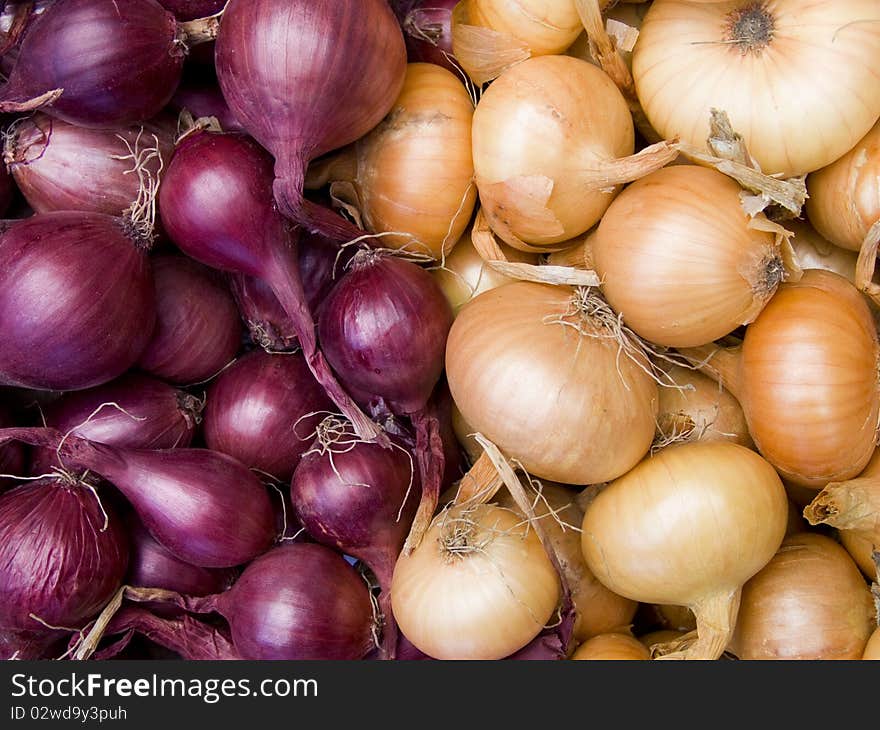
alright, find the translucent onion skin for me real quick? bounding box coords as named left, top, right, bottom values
left=0, top=212, right=155, bottom=392
left=571, top=633, right=650, bottom=661
left=391, top=503, right=560, bottom=660
left=136, top=255, right=241, bottom=385
left=4, top=113, right=174, bottom=216
left=215, top=0, right=407, bottom=240
left=729, top=533, right=874, bottom=660
left=306, top=63, right=476, bottom=260
left=593, top=165, right=786, bottom=348
left=634, top=0, right=880, bottom=177
left=807, top=121, right=880, bottom=251
left=581, top=441, right=788, bottom=660
left=203, top=350, right=333, bottom=481
left=787, top=219, right=858, bottom=281
left=0, top=0, right=188, bottom=128
left=446, top=282, right=658, bottom=484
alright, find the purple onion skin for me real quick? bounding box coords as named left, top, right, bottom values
left=4, top=112, right=174, bottom=216
left=214, top=543, right=375, bottom=660
left=0, top=630, right=67, bottom=660
left=168, top=79, right=244, bottom=133
left=0, top=162, right=15, bottom=217
left=157, top=0, right=223, bottom=21
left=204, top=350, right=332, bottom=481
left=214, top=0, right=406, bottom=241
left=0, top=0, right=187, bottom=128
left=0, top=477, right=129, bottom=634
left=0, top=212, right=156, bottom=392
left=137, top=255, right=241, bottom=385
left=29, top=372, right=202, bottom=475
left=395, top=0, right=458, bottom=72
left=318, top=254, right=453, bottom=415
left=0, top=403, right=25, bottom=489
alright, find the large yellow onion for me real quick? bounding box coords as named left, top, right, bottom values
left=446, top=282, right=659, bottom=484
left=472, top=55, right=676, bottom=251
left=571, top=633, right=650, bottom=660
left=729, top=533, right=874, bottom=660
left=581, top=441, right=788, bottom=660
left=593, top=165, right=793, bottom=347
left=633, top=0, right=880, bottom=177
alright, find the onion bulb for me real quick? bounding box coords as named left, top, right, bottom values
left=446, top=282, right=659, bottom=484
left=495, top=481, right=637, bottom=642
left=306, top=63, right=476, bottom=260
left=633, top=0, right=880, bottom=177
left=683, top=270, right=880, bottom=487
left=654, top=364, right=752, bottom=450
left=863, top=628, right=880, bottom=660
left=594, top=165, right=797, bottom=347
left=391, top=502, right=560, bottom=659
left=432, top=226, right=539, bottom=315
left=571, top=633, right=649, bottom=660
left=839, top=530, right=877, bottom=580
left=807, top=121, right=880, bottom=252
left=729, top=533, right=874, bottom=660
left=472, top=54, right=677, bottom=251
left=581, top=441, right=788, bottom=660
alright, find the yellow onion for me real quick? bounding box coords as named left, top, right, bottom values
left=571, top=633, right=650, bottom=660
left=863, top=628, right=880, bottom=660
left=633, top=0, right=880, bottom=177
left=729, top=533, right=874, bottom=660
left=496, top=481, right=637, bottom=641
left=472, top=54, right=677, bottom=251
left=581, top=441, right=788, bottom=660
left=567, top=0, right=651, bottom=71
left=432, top=226, right=539, bottom=315
left=839, top=529, right=877, bottom=580
left=639, top=629, right=685, bottom=650
left=807, top=121, right=880, bottom=252
left=682, top=270, right=880, bottom=488
left=650, top=604, right=697, bottom=632
left=654, top=364, right=752, bottom=450
left=594, top=165, right=796, bottom=348
left=446, top=282, right=659, bottom=484
left=451, top=0, right=584, bottom=84
left=788, top=219, right=859, bottom=281
left=391, top=502, right=560, bottom=659
left=305, top=63, right=475, bottom=259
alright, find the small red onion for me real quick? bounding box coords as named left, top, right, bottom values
left=392, top=0, right=458, bottom=72
left=203, top=350, right=333, bottom=481
left=137, top=255, right=241, bottom=385
left=0, top=0, right=211, bottom=127
left=3, top=112, right=174, bottom=216
left=214, top=0, right=406, bottom=241
left=0, top=402, right=25, bottom=489
left=168, top=78, right=244, bottom=133
left=0, top=212, right=155, bottom=391
left=29, top=372, right=203, bottom=475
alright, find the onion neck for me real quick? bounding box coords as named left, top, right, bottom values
left=656, top=589, right=741, bottom=660
left=677, top=344, right=743, bottom=401
left=177, top=11, right=224, bottom=48
left=403, top=407, right=446, bottom=554
left=578, top=138, right=679, bottom=191
left=804, top=477, right=880, bottom=533
left=453, top=450, right=503, bottom=505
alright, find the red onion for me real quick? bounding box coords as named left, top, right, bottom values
left=168, top=78, right=244, bottom=133
left=0, top=475, right=128, bottom=646
left=3, top=113, right=174, bottom=216
left=0, top=402, right=25, bottom=489
left=136, top=255, right=241, bottom=385
left=0, top=161, right=15, bottom=217
left=157, top=0, right=223, bottom=21
left=291, top=417, right=420, bottom=658
left=214, top=0, right=406, bottom=241
left=29, top=372, right=203, bottom=475
left=0, top=0, right=216, bottom=127
left=159, top=130, right=383, bottom=443
left=0, top=427, right=276, bottom=568
left=392, top=0, right=458, bottom=72
left=203, top=350, right=333, bottom=481
left=0, top=212, right=155, bottom=391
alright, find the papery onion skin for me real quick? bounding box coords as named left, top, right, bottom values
left=391, top=503, right=560, bottom=660
left=203, top=350, right=333, bottom=481
left=4, top=113, right=174, bottom=217
left=787, top=218, right=859, bottom=281
left=393, top=0, right=458, bottom=72
left=807, top=121, right=880, bottom=251
left=157, top=0, right=224, bottom=21
left=581, top=441, right=788, bottom=660
left=446, top=282, right=658, bottom=484
left=169, top=79, right=245, bottom=134
left=214, top=0, right=407, bottom=239
left=729, top=533, right=874, bottom=660
left=633, top=0, right=880, bottom=177
left=136, top=255, right=241, bottom=385
left=0, top=212, right=155, bottom=392
left=593, top=165, right=785, bottom=348
left=571, top=633, right=650, bottom=660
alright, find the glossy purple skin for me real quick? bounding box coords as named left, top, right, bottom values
left=156, top=0, right=223, bottom=21
left=393, top=0, right=458, bottom=72
left=0, top=478, right=129, bottom=632
left=204, top=350, right=332, bottom=481
left=215, top=543, right=374, bottom=660
left=168, top=79, right=244, bottom=133
left=0, top=212, right=155, bottom=391
left=137, top=255, right=241, bottom=385
left=318, top=255, right=453, bottom=415
left=0, top=403, right=25, bottom=489
left=29, top=372, right=201, bottom=475
left=214, top=0, right=406, bottom=234
left=1, top=0, right=186, bottom=128
left=60, top=436, right=277, bottom=568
